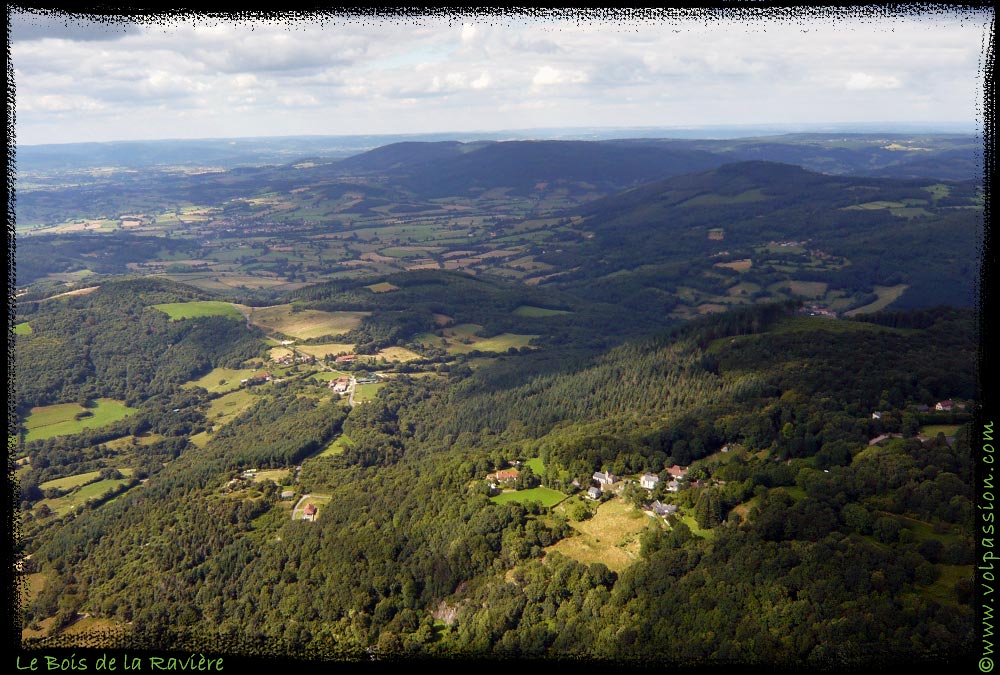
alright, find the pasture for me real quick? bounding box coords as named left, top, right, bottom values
left=14, top=322, right=32, bottom=335
left=35, top=477, right=134, bottom=517
left=844, top=284, right=910, bottom=317
left=183, top=367, right=263, bottom=394
left=354, top=382, right=385, bottom=403
left=243, top=304, right=370, bottom=339
left=24, top=399, right=138, bottom=442
left=152, top=301, right=244, bottom=322
left=547, top=498, right=662, bottom=573
left=376, top=346, right=423, bottom=362
left=513, top=305, right=572, bottom=318
left=296, top=343, right=357, bottom=358
left=491, top=487, right=567, bottom=508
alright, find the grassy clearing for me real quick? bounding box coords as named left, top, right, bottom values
left=365, top=282, right=400, bottom=293
left=244, top=304, right=369, bottom=340
left=785, top=280, right=829, bottom=298
left=376, top=346, right=422, bottom=362
left=14, top=322, right=32, bottom=335
left=293, top=494, right=332, bottom=520
left=183, top=367, right=263, bottom=394
left=525, top=457, right=545, bottom=474
left=354, top=382, right=385, bottom=403
left=546, top=499, right=661, bottom=573
left=491, top=487, right=567, bottom=508
left=921, top=425, right=961, bottom=437
left=152, top=301, right=244, bottom=322
left=103, top=433, right=163, bottom=451
left=714, top=259, right=753, bottom=272
left=513, top=305, right=572, bottom=317
left=844, top=284, right=910, bottom=317
left=35, top=478, right=133, bottom=516
left=295, top=343, right=357, bottom=358
left=679, top=515, right=716, bottom=541
left=40, top=470, right=103, bottom=491
left=206, top=389, right=258, bottom=424
left=320, top=435, right=353, bottom=457
left=415, top=324, right=537, bottom=354
left=843, top=201, right=907, bottom=210
left=921, top=564, right=971, bottom=607
left=24, top=399, right=137, bottom=442
left=252, top=468, right=293, bottom=484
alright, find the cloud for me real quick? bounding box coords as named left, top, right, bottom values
left=532, top=65, right=589, bottom=88
left=845, top=72, right=903, bottom=91
left=9, top=9, right=142, bottom=42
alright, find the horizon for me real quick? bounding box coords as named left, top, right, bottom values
left=10, top=7, right=990, bottom=146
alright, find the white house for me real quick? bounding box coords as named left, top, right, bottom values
left=640, top=473, right=660, bottom=490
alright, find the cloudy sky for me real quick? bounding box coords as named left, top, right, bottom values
left=9, top=7, right=992, bottom=146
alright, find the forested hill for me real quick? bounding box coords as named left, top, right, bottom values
left=19, top=298, right=976, bottom=666
left=546, top=160, right=981, bottom=311
left=336, top=139, right=725, bottom=197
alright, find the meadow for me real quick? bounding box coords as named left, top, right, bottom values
left=152, top=300, right=245, bottom=322
left=24, top=399, right=138, bottom=442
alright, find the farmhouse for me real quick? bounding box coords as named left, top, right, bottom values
left=280, top=490, right=295, bottom=500
left=640, top=473, right=660, bottom=490
left=329, top=377, right=351, bottom=393
left=935, top=400, right=960, bottom=411
left=494, top=469, right=520, bottom=483
left=587, top=487, right=602, bottom=500
left=303, top=504, right=317, bottom=522
left=335, top=354, right=357, bottom=363
left=667, top=465, right=688, bottom=480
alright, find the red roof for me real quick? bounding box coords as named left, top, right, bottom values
left=303, top=504, right=317, bottom=516
left=495, top=469, right=520, bottom=481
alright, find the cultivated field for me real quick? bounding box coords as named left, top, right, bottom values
left=375, top=346, right=422, bottom=362
left=23, top=399, right=138, bottom=442
left=242, top=304, right=370, bottom=339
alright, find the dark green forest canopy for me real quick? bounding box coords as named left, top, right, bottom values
left=10, top=136, right=982, bottom=666
left=15, top=287, right=977, bottom=665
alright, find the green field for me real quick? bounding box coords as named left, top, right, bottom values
left=320, top=435, right=353, bottom=457
left=921, top=425, right=961, bottom=438
left=354, top=382, right=385, bottom=403
left=40, top=470, right=103, bottom=491
left=24, top=399, right=138, bottom=442
left=525, top=457, right=545, bottom=474
left=152, top=300, right=244, bottom=322
left=844, top=284, right=910, bottom=317
left=491, top=486, right=567, bottom=508
left=183, top=367, right=263, bottom=394
left=35, top=476, right=134, bottom=516
left=14, top=322, right=33, bottom=335
left=512, top=305, right=572, bottom=318
left=415, top=325, right=537, bottom=355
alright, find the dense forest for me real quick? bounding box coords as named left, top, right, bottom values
left=11, top=133, right=983, bottom=668
left=13, top=277, right=977, bottom=666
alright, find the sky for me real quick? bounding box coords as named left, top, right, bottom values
left=8, top=6, right=993, bottom=146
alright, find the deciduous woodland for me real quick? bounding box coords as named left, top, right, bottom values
left=13, top=133, right=981, bottom=667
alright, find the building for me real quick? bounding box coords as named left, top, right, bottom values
left=588, top=487, right=602, bottom=500
left=303, top=504, right=317, bottom=522
left=593, top=471, right=617, bottom=487
left=936, top=400, right=956, bottom=411
left=640, top=473, right=660, bottom=490
left=667, top=465, right=688, bottom=480
left=280, top=490, right=295, bottom=500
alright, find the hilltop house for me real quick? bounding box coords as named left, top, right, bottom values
left=667, top=465, right=688, bottom=480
